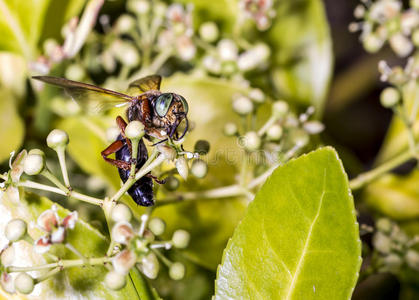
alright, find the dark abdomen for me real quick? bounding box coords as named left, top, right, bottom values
left=115, top=134, right=154, bottom=206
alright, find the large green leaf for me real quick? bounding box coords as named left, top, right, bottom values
left=0, top=0, right=86, bottom=58
left=0, top=190, right=156, bottom=299
left=364, top=170, right=419, bottom=220
left=215, top=147, right=361, bottom=299
left=269, top=0, right=333, bottom=115
left=0, top=89, right=24, bottom=163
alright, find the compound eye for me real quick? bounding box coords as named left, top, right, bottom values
left=179, top=95, right=189, bottom=114
left=155, top=93, right=173, bottom=117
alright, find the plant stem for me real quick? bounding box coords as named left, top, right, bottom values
left=6, top=256, right=112, bottom=273
left=34, top=267, right=61, bottom=283
left=349, top=147, right=417, bottom=190
left=41, top=169, right=70, bottom=194
left=56, top=147, right=70, bottom=188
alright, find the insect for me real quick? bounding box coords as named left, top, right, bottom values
left=32, top=75, right=189, bottom=206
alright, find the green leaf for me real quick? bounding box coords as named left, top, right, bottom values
left=269, top=0, right=333, bottom=115
left=364, top=170, right=419, bottom=220
left=0, top=89, right=24, bottom=163
left=0, top=190, right=154, bottom=299
left=215, top=147, right=361, bottom=299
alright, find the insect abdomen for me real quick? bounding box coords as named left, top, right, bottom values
left=115, top=134, right=154, bottom=206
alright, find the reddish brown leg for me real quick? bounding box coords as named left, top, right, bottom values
left=146, top=174, right=166, bottom=184
left=116, top=116, right=132, bottom=152
left=101, top=140, right=131, bottom=170
left=139, top=97, right=152, bottom=124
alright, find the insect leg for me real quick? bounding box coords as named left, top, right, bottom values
left=146, top=174, right=166, bottom=184
left=101, top=140, right=131, bottom=170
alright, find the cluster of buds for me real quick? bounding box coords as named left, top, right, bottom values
left=202, top=38, right=271, bottom=76
left=225, top=91, right=324, bottom=161
left=239, top=0, right=276, bottom=31
left=372, top=218, right=419, bottom=273
left=350, top=0, right=419, bottom=57
left=106, top=206, right=190, bottom=290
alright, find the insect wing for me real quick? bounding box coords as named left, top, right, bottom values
left=32, top=76, right=134, bottom=113
left=127, top=75, right=161, bottom=95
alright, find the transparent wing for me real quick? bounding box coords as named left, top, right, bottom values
left=127, top=75, right=162, bottom=96
left=32, top=76, right=134, bottom=113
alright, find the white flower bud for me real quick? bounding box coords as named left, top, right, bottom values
left=217, top=39, right=238, bottom=61
left=1, top=272, right=15, bottom=293
left=389, top=33, right=413, bottom=57
left=106, top=126, right=120, bottom=143
left=176, top=36, right=196, bottom=61
left=354, top=5, right=365, bottom=18
left=23, top=152, right=45, bottom=175
left=224, top=122, right=238, bottom=136
left=5, top=219, right=27, bottom=242
left=113, top=249, right=137, bottom=275
left=172, top=229, right=190, bottom=249
left=199, top=22, right=219, bottom=42
left=266, top=124, right=283, bottom=141
left=363, top=33, right=385, bottom=53
left=148, top=218, right=166, bottom=236
left=406, top=250, right=419, bottom=270
left=303, top=121, right=325, bottom=135
left=112, top=222, right=135, bottom=245
left=272, top=101, right=289, bottom=118
left=176, top=157, right=189, bottom=180
left=128, top=0, right=150, bottom=14
left=164, top=176, right=180, bottom=191
left=47, top=129, right=69, bottom=149
left=382, top=253, right=402, bottom=271
left=111, top=204, right=132, bottom=223
left=1, top=246, right=15, bottom=266
left=138, top=252, right=159, bottom=279
left=232, top=95, right=253, bottom=115
left=376, top=218, right=392, bottom=234
left=169, top=262, right=185, bottom=280
left=65, top=64, right=85, bottom=81
left=116, top=15, right=135, bottom=33
left=191, top=159, right=208, bottom=179
left=14, top=273, right=34, bottom=294
left=203, top=55, right=221, bottom=74
left=380, top=87, right=400, bottom=108
left=249, top=88, right=265, bottom=103
left=105, top=270, right=127, bottom=290
left=243, top=131, right=261, bottom=151
left=154, top=2, right=167, bottom=17
left=373, top=232, right=391, bottom=254
left=157, top=144, right=176, bottom=161
left=125, top=121, right=145, bottom=140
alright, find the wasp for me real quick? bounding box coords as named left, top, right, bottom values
left=32, top=75, right=189, bottom=206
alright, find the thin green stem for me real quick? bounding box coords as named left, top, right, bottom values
left=56, top=147, right=70, bottom=188
left=34, top=267, right=61, bottom=283
left=349, top=146, right=417, bottom=190
left=151, top=249, right=172, bottom=267
left=41, top=169, right=70, bottom=194
left=257, top=116, right=278, bottom=137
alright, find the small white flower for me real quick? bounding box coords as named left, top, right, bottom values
left=217, top=39, right=238, bottom=61
left=172, top=229, right=190, bottom=249
left=138, top=252, right=159, bottom=279
left=112, top=249, right=137, bottom=275
left=14, top=273, right=34, bottom=294
left=112, top=222, right=135, bottom=245
left=105, top=270, right=127, bottom=290
left=169, top=262, right=185, bottom=280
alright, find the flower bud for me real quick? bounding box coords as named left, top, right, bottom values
left=169, top=262, right=185, bottom=280
left=23, top=151, right=45, bottom=175
left=125, top=121, right=145, bottom=140
left=106, top=126, right=120, bottom=143
left=194, top=140, right=210, bottom=155
left=406, top=249, right=419, bottom=270
left=116, top=15, right=135, bottom=33
left=14, top=273, right=34, bottom=294
left=380, top=87, right=400, bottom=108
left=5, top=219, right=27, bottom=242
left=172, top=229, right=190, bottom=249
left=105, top=270, right=127, bottom=290
left=111, top=204, right=132, bottom=223
left=272, top=101, right=289, bottom=118
left=382, top=253, right=402, bottom=271
left=412, top=0, right=419, bottom=10
left=127, top=0, right=150, bottom=15
left=373, top=232, right=391, bottom=254
left=148, top=218, right=166, bottom=236
left=203, top=55, right=221, bottom=74
left=47, top=129, right=69, bottom=149
left=224, top=122, right=238, bottom=136
left=157, top=145, right=176, bottom=161
left=65, top=64, right=85, bottom=82
left=164, top=176, right=180, bottom=191
left=199, top=22, right=219, bottom=42
left=243, top=131, right=261, bottom=151
left=113, top=249, right=137, bottom=275
left=1, top=246, right=15, bottom=266
left=191, top=159, right=208, bottom=179
left=217, top=39, right=238, bottom=61
left=266, top=124, right=283, bottom=141
left=390, top=33, right=413, bottom=57
left=1, top=272, right=15, bottom=293
left=363, top=33, right=385, bottom=53
left=112, top=222, right=135, bottom=245
left=176, top=157, right=189, bottom=180
left=249, top=88, right=265, bottom=103
left=138, top=252, right=159, bottom=279
left=303, top=121, right=325, bottom=135
left=376, top=218, right=393, bottom=234
left=232, top=96, right=253, bottom=115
